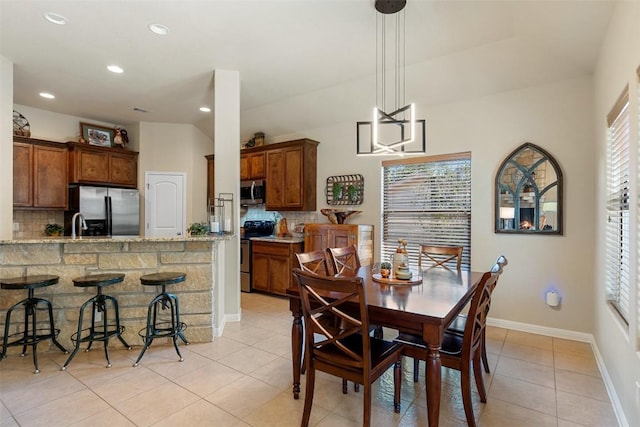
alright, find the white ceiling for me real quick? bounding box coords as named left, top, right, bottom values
left=1, top=1, right=616, bottom=141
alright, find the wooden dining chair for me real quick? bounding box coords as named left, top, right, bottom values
left=418, top=245, right=463, bottom=271
left=327, top=245, right=383, bottom=340
left=327, top=244, right=361, bottom=276
left=296, top=250, right=334, bottom=276
left=447, top=255, right=508, bottom=373
left=292, top=268, right=403, bottom=427
left=395, top=262, right=505, bottom=427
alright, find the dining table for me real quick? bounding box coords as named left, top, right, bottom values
left=286, top=266, right=483, bottom=427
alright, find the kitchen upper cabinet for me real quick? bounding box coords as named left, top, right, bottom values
left=265, top=139, right=318, bottom=211
left=13, top=137, right=68, bottom=209
left=240, top=152, right=266, bottom=180
left=304, top=224, right=374, bottom=267
left=206, top=154, right=215, bottom=203
left=251, top=240, right=303, bottom=296
left=68, top=142, right=138, bottom=188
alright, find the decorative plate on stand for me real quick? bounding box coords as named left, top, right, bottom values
left=13, top=110, right=31, bottom=137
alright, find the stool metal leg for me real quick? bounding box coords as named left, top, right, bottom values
left=62, top=296, right=94, bottom=370
left=42, top=298, right=67, bottom=354
left=133, top=298, right=157, bottom=367
left=169, top=293, right=190, bottom=345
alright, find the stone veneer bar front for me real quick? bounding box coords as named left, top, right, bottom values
left=0, top=235, right=230, bottom=354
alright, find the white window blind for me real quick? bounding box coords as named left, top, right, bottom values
left=381, top=153, right=471, bottom=270
left=605, top=87, right=630, bottom=324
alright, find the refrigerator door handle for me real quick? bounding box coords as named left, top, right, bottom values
left=106, top=196, right=113, bottom=236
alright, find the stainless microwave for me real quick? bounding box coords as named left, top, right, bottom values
left=240, top=180, right=266, bottom=206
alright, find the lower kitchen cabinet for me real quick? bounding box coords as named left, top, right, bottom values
left=251, top=240, right=303, bottom=296
left=304, top=224, right=374, bottom=267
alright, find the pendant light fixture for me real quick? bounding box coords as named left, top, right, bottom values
left=357, top=0, right=425, bottom=156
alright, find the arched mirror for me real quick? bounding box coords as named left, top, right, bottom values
left=495, top=143, right=563, bottom=234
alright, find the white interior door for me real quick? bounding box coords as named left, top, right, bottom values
left=145, top=172, right=186, bottom=237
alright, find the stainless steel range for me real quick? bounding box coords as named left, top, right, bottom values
left=241, top=220, right=275, bottom=292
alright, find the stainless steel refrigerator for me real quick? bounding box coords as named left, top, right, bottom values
left=65, top=186, right=140, bottom=237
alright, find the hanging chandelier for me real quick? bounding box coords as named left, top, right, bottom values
left=356, top=0, right=425, bottom=156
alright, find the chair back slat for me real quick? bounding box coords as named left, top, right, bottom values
left=419, top=245, right=463, bottom=271
left=463, top=263, right=503, bottom=360
left=296, top=250, right=334, bottom=276
left=293, top=268, right=370, bottom=370
left=327, top=245, right=361, bottom=276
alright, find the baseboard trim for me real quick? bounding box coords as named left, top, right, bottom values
left=487, top=317, right=628, bottom=427
left=487, top=317, right=592, bottom=342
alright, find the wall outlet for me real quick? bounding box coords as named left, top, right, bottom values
left=94, top=309, right=102, bottom=322
left=13, top=222, right=19, bottom=231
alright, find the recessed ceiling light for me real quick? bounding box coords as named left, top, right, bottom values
left=39, top=92, right=55, bottom=99
left=148, top=23, right=169, bottom=35
left=107, top=65, right=124, bottom=74
left=43, top=12, right=68, bottom=25
left=199, top=107, right=211, bottom=113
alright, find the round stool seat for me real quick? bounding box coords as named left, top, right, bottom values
left=72, top=273, right=125, bottom=288
left=1, top=275, right=59, bottom=290
left=140, top=272, right=186, bottom=286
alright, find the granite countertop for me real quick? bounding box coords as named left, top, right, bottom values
left=1, top=233, right=236, bottom=245
left=250, top=235, right=304, bottom=244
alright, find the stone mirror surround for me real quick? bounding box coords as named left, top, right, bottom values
left=495, top=142, right=563, bottom=235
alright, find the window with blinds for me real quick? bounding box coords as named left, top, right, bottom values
left=381, top=153, right=471, bottom=270
left=605, top=86, right=630, bottom=324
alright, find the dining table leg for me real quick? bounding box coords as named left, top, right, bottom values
left=290, top=299, right=303, bottom=399
left=425, top=343, right=442, bottom=427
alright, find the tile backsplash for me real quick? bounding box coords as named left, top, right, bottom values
left=240, top=206, right=320, bottom=233
left=13, top=210, right=64, bottom=239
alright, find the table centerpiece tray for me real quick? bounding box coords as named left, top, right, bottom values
left=372, top=273, right=422, bottom=286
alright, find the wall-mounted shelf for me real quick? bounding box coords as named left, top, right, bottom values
left=326, top=174, right=364, bottom=205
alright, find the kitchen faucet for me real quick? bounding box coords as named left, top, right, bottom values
left=71, top=212, right=88, bottom=238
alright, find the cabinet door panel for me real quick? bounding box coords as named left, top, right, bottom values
left=332, top=228, right=356, bottom=249
left=110, top=152, right=137, bottom=186
left=266, top=150, right=284, bottom=208
left=13, top=143, right=33, bottom=207
left=269, top=255, right=291, bottom=295
left=34, top=145, right=67, bottom=209
left=240, top=155, right=249, bottom=180
left=283, top=148, right=303, bottom=207
left=252, top=254, right=270, bottom=292
left=77, top=150, right=110, bottom=182
left=249, top=152, right=266, bottom=179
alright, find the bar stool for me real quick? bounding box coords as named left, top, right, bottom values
left=134, top=272, right=189, bottom=366
left=62, top=273, right=130, bottom=370
left=0, top=275, right=68, bottom=373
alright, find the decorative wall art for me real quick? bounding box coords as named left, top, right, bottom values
left=326, top=174, right=364, bottom=205
left=80, top=122, right=115, bottom=147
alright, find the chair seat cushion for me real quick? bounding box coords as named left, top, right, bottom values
left=395, top=331, right=463, bottom=356
left=316, top=334, right=401, bottom=369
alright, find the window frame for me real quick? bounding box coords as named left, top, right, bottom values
left=380, top=152, right=471, bottom=270
left=605, top=86, right=631, bottom=324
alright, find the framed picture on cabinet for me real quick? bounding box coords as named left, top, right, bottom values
left=80, top=122, right=114, bottom=147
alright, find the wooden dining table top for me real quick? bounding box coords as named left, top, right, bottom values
left=287, top=266, right=484, bottom=338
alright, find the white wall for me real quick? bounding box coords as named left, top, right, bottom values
left=0, top=56, right=13, bottom=240
left=252, top=74, right=596, bottom=334
left=593, top=2, right=640, bottom=426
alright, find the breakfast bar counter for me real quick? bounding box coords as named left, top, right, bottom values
left=0, top=235, right=233, bottom=351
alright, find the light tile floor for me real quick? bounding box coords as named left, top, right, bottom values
left=0, top=292, right=618, bottom=426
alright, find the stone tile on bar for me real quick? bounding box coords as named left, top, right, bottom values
left=0, top=243, right=61, bottom=265
left=99, top=252, right=158, bottom=269
left=129, top=241, right=186, bottom=252
left=160, top=251, right=212, bottom=264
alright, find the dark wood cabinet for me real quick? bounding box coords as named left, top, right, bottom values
left=206, top=154, right=215, bottom=203
left=265, top=139, right=318, bottom=211
left=240, top=152, right=266, bottom=180
left=251, top=240, right=303, bottom=296
left=13, top=137, right=68, bottom=209
left=304, top=224, right=374, bottom=267
left=68, top=142, right=138, bottom=188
